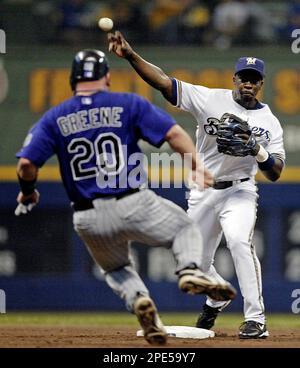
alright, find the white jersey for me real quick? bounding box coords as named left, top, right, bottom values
left=174, top=80, right=285, bottom=181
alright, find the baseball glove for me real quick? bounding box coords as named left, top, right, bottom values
left=216, top=113, right=259, bottom=157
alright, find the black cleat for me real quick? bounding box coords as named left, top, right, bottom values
left=239, top=320, right=269, bottom=339
left=196, top=304, right=222, bottom=330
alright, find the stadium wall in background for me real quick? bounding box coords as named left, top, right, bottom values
left=0, top=182, right=299, bottom=313
left=0, top=46, right=299, bottom=166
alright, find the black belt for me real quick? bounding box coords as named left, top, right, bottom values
left=213, top=178, right=250, bottom=190
left=72, top=188, right=140, bottom=211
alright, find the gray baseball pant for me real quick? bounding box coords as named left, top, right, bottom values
left=73, top=189, right=203, bottom=311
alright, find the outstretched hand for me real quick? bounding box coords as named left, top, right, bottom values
left=107, top=31, right=133, bottom=59
left=15, top=189, right=40, bottom=216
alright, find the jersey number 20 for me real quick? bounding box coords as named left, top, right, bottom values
left=67, top=133, right=125, bottom=181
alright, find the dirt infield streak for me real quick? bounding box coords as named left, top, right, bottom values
left=0, top=326, right=299, bottom=348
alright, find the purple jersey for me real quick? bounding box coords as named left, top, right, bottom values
left=16, top=91, right=175, bottom=202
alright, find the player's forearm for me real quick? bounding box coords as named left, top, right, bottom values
left=126, top=52, right=173, bottom=101
left=165, top=125, right=197, bottom=170
left=259, top=157, right=283, bottom=182
left=17, top=158, right=38, bottom=181
left=255, top=146, right=283, bottom=181
left=15, top=158, right=40, bottom=215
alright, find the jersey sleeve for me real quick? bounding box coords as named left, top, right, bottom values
left=267, top=118, right=286, bottom=164
left=16, top=111, right=57, bottom=167
left=172, top=78, right=211, bottom=116
left=131, top=94, right=176, bottom=147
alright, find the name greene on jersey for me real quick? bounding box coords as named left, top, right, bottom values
left=57, top=106, right=123, bottom=136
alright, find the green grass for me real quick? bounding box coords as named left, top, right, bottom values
left=0, top=312, right=299, bottom=329
left=0, top=312, right=138, bottom=326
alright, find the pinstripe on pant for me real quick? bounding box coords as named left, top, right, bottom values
left=73, top=189, right=203, bottom=311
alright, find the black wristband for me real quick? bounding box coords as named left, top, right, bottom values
left=257, top=154, right=275, bottom=171
left=18, top=175, right=36, bottom=196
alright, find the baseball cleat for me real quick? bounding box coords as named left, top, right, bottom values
left=178, top=269, right=237, bottom=302
left=196, top=301, right=231, bottom=330
left=239, top=320, right=269, bottom=339
left=133, top=296, right=167, bottom=346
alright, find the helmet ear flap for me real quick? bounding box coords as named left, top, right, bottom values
left=70, top=50, right=110, bottom=91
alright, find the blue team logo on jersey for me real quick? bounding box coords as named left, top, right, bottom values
left=204, top=117, right=271, bottom=142
left=204, top=118, right=219, bottom=135
left=251, top=126, right=271, bottom=142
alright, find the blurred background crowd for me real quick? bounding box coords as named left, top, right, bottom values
left=1, top=0, right=300, bottom=49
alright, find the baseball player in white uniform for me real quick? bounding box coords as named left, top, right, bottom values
left=108, top=31, right=285, bottom=339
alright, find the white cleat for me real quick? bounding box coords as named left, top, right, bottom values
left=178, top=269, right=237, bottom=302
left=133, top=296, right=167, bottom=346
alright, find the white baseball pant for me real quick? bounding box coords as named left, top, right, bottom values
left=188, top=180, right=265, bottom=324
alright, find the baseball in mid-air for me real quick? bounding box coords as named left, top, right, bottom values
left=98, top=17, right=114, bottom=32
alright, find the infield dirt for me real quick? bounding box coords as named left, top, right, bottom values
left=0, top=326, right=299, bottom=348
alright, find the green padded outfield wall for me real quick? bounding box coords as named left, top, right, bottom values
left=0, top=46, right=299, bottom=165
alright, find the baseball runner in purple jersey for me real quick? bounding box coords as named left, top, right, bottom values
left=108, top=31, right=286, bottom=339
left=15, top=50, right=236, bottom=346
